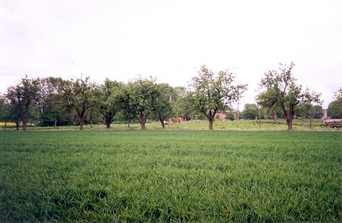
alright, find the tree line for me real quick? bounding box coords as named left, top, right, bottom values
left=0, top=63, right=341, bottom=131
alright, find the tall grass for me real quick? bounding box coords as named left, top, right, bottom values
left=0, top=130, right=341, bottom=221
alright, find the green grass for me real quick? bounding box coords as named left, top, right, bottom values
left=0, top=130, right=341, bottom=222
left=0, top=118, right=334, bottom=131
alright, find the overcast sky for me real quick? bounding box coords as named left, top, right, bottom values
left=1, top=0, right=341, bottom=109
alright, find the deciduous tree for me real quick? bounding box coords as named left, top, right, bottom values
left=151, top=83, right=174, bottom=128
left=309, top=105, right=323, bottom=119
left=256, top=62, right=321, bottom=130
left=172, top=87, right=193, bottom=121
left=327, top=88, right=342, bottom=118
left=59, top=75, right=98, bottom=130
left=188, top=65, right=248, bottom=130
left=0, top=96, right=11, bottom=123
left=119, top=76, right=158, bottom=129
left=4, top=76, right=40, bottom=131
left=97, top=79, right=123, bottom=128
left=242, top=103, right=259, bottom=120
left=38, top=77, right=73, bottom=127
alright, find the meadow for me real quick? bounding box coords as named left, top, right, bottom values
left=0, top=118, right=332, bottom=131
left=0, top=129, right=341, bottom=222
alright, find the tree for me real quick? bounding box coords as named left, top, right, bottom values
left=3, top=84, right=22, bottom=130
left=4, top=76, right=40, bottom=131
left=295, top=103, right=323, bottom=119
left=0, top=96, right=11, bottom=123
left=172, top=87, right=193, bottom=121
left=225, top=112, right=235, bottom=121
left=327, top=88, right=342, bottom=118
left=38, top=77, right=73, bottom=127
left=59, top=75, right=98, bottom=130
left=119, top=76, right=158, bottom=129
left=242, top=103, right=259, bottom=120
left=309, top=105, right=323, bottom=119
left=151, top=83, right=174, bottom=128
left=97, top=79, right=123, bottom=128
left=188, top=65, right=248, bottom=130
left=256, top=62, right=322, bottom=130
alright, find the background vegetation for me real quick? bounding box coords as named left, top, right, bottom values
left=0, top=64, right=340, bottom=131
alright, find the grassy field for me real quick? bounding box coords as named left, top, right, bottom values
left=0, top=130, right=341, bottom=222
left=0, top=118, right=334, bottom=131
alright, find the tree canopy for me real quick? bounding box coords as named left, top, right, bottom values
left=188, top=65, right=248, bottom=129
left=4, top=76, right=40, bottom=131
left=58, top=75, right=98, bottom=130
left=256, top=62, right=322, bottom=130
left=118, top=76, right=159, bottom=129
left=327, top=88, right=342, bottom=118
left=97, top=79, right=123, bottom=128
left=242, top=103, right=259, bottom=120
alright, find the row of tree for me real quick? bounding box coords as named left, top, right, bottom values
left=240, top=103, right=325, bottom=120
left=0, top=63, right=340, bottom=131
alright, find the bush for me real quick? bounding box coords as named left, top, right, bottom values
left=225, top=113, right=235, bottom=121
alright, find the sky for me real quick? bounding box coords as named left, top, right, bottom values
left=1, top=0, right=341, bottom=109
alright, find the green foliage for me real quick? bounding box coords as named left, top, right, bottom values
left=118, top=76, right=159, bottom=129
left=3, top=76, right=40, bottom=130
left=188, top=65, right=248, bottom=129
left=150, top=83, right=174, bottom=127
left=328, top=88, right=342, bottom=118
left=309, top=105, right=323, bottom=119
left=257, top=62, right=322, bottom=130
left=0, top=131, right=341, bottom=222
left=96, top=79, right=124, bottom=128
left=242, top=103, right=259, bottom=120
left=0, top=96, right=10, bottom=122
left=225, top=112, right=235, bottom=121
left=38, top=77, right=73, bottom=127
left=172, top=87, right=194, bottom=120
left=59, top=75, right=98, bottom=130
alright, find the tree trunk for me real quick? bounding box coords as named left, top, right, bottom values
left=208, top=110, right=216, bottom=130
left=139, top=113, right=146, bottom=130
left=140, top=119, right=146, bottom=129
left=22, top=110, right=28, bottom=131
left=282, top=103, right=295, bottom=130
left=15, top=120, right=20, bottom=130
left=77, top=107, right=87, bottom=130
left=79, top=115, right=84, bottom=130
left=209, top=118, right=214, bottom=130
left=103, top=113, right=115, bottom=129
left=286, top=118, right=293, bottom=130
left=159, top=118, right=165, bottom=128
left=106, top=119, right=111, bottom=128
left=309, top=117, right=312, bottom=129
left=22, top=121, right=27, bottom=131
left=22, top=114, right=28, bottom=131
left=272, top=112, right=277, bottom=122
